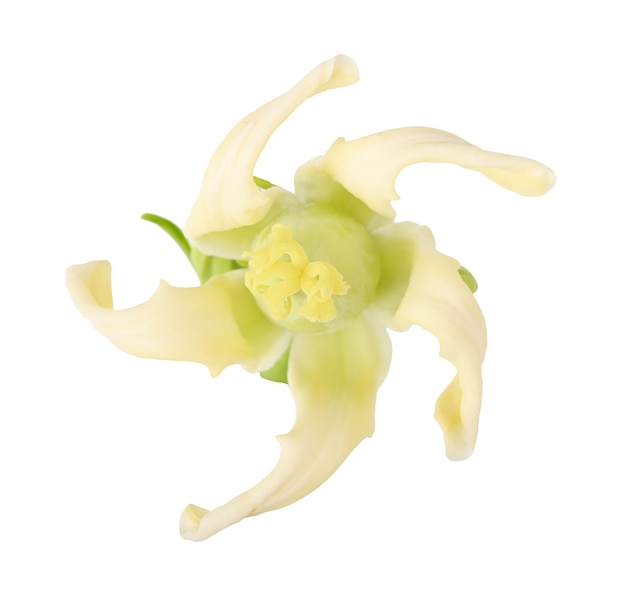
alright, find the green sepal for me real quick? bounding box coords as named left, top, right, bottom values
left=260, top=345, right=291, bottom=384
left=458, top=266, right=478, bottom=293
left=190, top=249, right=242, bottom=284
left=142, top=213, right=243, bottom=284
left=253, top=175, right=275, bottom=190
left=141, top=213, right=191, bottom=258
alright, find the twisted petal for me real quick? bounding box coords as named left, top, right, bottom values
left=318, top=127, right=556, bottom=219
left=180, top=314, right=391, bottom=541
left=66, top=261, right=290, bottom=377
left=184, top=55, right=359, bottom=250
left=387, top=223, right=487, bottom=461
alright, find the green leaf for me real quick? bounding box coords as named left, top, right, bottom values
left=458, top=266, right=478, bottom=293
left=260, top=345, right=291, bottom=384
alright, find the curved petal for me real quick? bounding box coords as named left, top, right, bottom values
left=179, top=314, right=391, bottom=541
left=293, top=157, right=391, bottom=233
left=187, top=191, right=299, bottom=260
left=66, top=261, right=290, bottom=377
left=388, top=223, right=487, bottom=461
left=319, top=127, right=556, bottom=219
left=184, top=55, right=359, bottom=249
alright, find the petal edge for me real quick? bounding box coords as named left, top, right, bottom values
left=184, top=55, right=359, bottom=247
left=388, top=223, right=487, bottom=460
left=66, top=261, right=290, bottom=377
left=180, top=314, right=390, bottom=540
left=319, top=127, right=556, bottom=219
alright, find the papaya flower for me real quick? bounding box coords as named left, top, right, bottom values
left=66, top=55, right=555, bottom=541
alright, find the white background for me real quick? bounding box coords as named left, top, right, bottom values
left=2, top=1, right=624, bottom=592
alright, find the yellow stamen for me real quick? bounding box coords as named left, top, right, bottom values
left=244, top=224, right=349, bottom=323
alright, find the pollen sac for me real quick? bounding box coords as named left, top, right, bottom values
left=244, top=223, right=349, bottom=323
left=244, top=206, right=381, bottom=333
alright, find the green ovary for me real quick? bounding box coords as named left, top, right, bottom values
left=244, top=206, right=381, bottom=333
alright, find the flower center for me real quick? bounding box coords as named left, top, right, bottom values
left=244, top=206, right=380, bottom=333
left=244, top=223, right=349, bottom=323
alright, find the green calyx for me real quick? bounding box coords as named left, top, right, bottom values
left=458, top=266, right=478, bottom=293
left=142, top=178, right=274, bottom=284
left=141, top=213, right=243, bottom=284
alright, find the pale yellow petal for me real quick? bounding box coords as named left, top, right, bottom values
left=66, top=261, right=290, bottom=377
left=180, top=314, right=390, bottom=541
left=388, top=223, right=487, bottom=460
left=293, top=157, right=391, bottom=232
left=184, top=55, right=359, bottom=249
left=319, top=127, right=556, bottom=219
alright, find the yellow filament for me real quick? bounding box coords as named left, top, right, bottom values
left=244, top=224, right=349, bottom=323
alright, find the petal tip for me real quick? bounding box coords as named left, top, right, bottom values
left=505, top=159, right=556, bottom=197
left=179, top=504, right=210, bottom=542
left=443, top=440, right=476, bottom=462
left=180, top=501, right=252, bottom=541
left=66, top=259, right=111, bottom=285
left=66, top=260, right=114, bottom=312
left=539, top=165, right=557, bottom=195
left=322, top=54, right=360, bottom=90
left=434, top=375, right=480, bottom=462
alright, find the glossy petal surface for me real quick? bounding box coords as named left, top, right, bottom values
left=389, top=223, right=487, bottom=460
left=179, top=314, right=391, bottom=540
left=66, top=261, right=290, bottom=376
